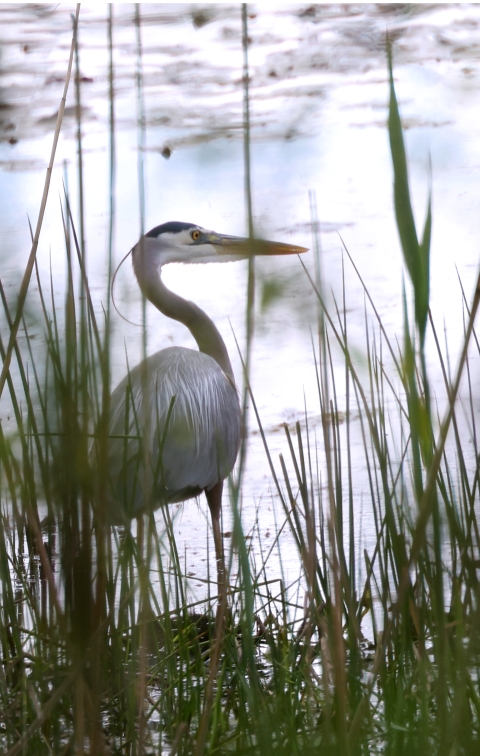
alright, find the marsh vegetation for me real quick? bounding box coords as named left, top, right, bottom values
left=1, top=4, right=480, bottom=755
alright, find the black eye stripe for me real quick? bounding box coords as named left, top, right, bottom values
left=145, top=221, right=197, bottom=238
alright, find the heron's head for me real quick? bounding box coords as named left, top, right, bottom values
left=132, top=221, right=308, bottom=279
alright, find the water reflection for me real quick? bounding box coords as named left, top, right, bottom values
left=1, top=3, right=480, bottom=604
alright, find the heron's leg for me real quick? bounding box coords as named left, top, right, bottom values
left=196, top=483, right=227, bottom=753
left=205, top=481, right=226, bottom=605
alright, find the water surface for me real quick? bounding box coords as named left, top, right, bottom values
left=1, top=3, right=479, bottom=605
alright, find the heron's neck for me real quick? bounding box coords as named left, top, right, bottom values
left=135, top=257, right=235, bottom=382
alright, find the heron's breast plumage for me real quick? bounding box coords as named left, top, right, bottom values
left=108, top=346, right=240, bottom=521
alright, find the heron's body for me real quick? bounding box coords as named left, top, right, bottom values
left=108, top=346, right=240, bottom=523
left=107, top=220, right=306, bottom=598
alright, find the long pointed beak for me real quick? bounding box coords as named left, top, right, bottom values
left=208, top=233, right=308, bottom=257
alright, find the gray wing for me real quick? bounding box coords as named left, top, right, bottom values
left=108, top=346, right=241, bottom=522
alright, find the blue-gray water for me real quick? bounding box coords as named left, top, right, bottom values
left=1, top=3, right=479, bottom=605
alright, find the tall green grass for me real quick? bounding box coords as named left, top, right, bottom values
left=0, top=10, right=480, bottom=756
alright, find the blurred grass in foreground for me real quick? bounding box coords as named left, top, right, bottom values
left=1, top=15, right=480, bottom=756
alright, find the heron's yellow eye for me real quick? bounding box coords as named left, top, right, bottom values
left=191, top=229, right=201, bottom=241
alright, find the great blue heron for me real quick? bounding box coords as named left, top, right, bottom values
left=108, top=221, right=307, bottom=597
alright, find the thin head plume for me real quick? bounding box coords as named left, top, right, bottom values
left=111, top=247, right=142, bottom=327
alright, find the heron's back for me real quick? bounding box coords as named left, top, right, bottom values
left=108, top=346, right=240, bottom=522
